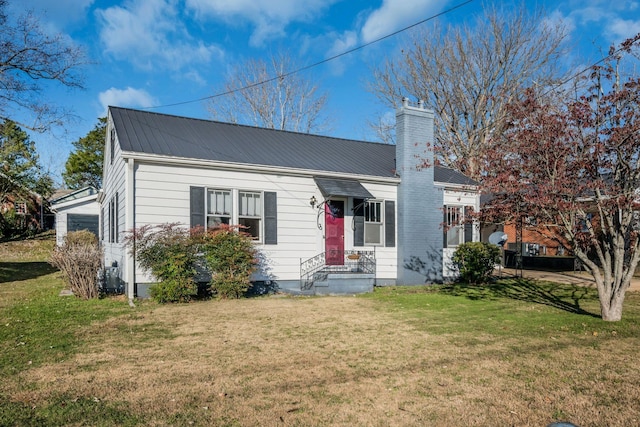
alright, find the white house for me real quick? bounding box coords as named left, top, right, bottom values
left=49, top=186, right=100, bottom=246
left=100, top=100, right=480, bottom=299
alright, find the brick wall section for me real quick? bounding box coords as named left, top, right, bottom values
left=503, top=222, right=570, bottom=256
left=395, top=101, right=444, bottom=284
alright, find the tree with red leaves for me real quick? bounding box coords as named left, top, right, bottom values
left=482, top=35, right=640, bottom=321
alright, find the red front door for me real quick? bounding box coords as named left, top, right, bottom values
left=325, top=200, right=344, bottom=265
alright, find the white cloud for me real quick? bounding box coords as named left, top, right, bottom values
left=323, top=30, right=358, bottom=76
left=607, top=18, right=640, bottom=41
left=562, top=1, right=640, bottom=44
left=98, top=87, right=158, bottom=114
left=361, top=0, right=440, bottom=43
left=185, top=0, right=339, bottom=46
left=327, top=30, right=358, bottom=58
left=96, top=0, right=223, bottom=72
left=14, top=0, right=94, bottom=29
left=542, top=10, right=576, bottom=36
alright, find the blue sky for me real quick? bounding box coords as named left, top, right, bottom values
left=9, top=0, right=640, bottom=185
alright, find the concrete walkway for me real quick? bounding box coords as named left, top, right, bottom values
left=497, top=268, right=640, bottom=292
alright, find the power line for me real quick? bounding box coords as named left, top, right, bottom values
left=143, top=0, right=476, bottom=110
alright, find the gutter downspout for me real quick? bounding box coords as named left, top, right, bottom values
left=126, top=158, right=136, bottom=304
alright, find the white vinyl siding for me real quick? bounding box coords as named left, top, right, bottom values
left=101, top=115, right=127, bottom=284
left=131, top=161, right=399, bottom=283
left=442, top=188, right=481, bottom=278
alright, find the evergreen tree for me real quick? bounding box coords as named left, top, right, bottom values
left=0, top=119, right=53, bottom=236
left=0, top=119, right=51, bottom=197
left=63, top=117, right=105, bottom=190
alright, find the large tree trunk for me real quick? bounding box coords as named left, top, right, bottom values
left=579, top=250, right=632, bottom=322
left=599, top=287, right=627, bottom=321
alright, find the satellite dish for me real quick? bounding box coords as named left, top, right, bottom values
left=488, top=231, right=508, bottom=247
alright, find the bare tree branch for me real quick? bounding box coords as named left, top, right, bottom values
left=0, top=0, right=87, bottom=132
left=207, top=52, right=330, bottom=134
left=368, top=3, right=570, bottom=178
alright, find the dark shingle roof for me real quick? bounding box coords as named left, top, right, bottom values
left=433, top=166, right=478, bottom=186
left=110, top=107, right=476, bottom=185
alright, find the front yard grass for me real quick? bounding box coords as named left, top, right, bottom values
left=1, top=236, right=639, bottom=426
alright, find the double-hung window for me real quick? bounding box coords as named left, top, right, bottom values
left=353, top=198, right=395, bottom=248
left=364, top=200, right=383, bottom=245
left=238, top=191, right=262, bottom=240
left=207, top=189, right=231, bottom=228
left=205, top=189, right=263, bottom=241
left=14, top=201, right=27, bottom=215
left=445, top=205, right=463, bottom=247
left=193, top=187, right=276, bottom=244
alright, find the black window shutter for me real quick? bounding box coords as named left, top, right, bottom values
left=109, top=200, right=114, bottom=243
left=464, top=206, right=473, bottom=243
left=353, top=198, right=364, bottom=247
left=264, top=191, right=277, bottom=245
left=115, top=192, right=119, bottom=243
left=443, top=205, right=448, bottom=248
left=190, top=186, right=205, bottom=230
left=384, top=200, right=395, bottom=247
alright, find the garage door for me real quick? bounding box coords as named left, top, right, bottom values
left=67, top=214, right=99, bottom=237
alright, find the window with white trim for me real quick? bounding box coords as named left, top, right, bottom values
left=205, top=189, right=264, bottom=241
left=238, top=191, right=262, bottom=240
left=192, top=187, right=275, bottom=244
left=207, top=189, right=231, bottom=228
left=364, top=200, right=383, bottom=245
left=446, top=205, right=463, bottom=247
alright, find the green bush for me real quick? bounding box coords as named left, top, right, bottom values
left=451, top=242, right=501, bottom=284
left=195, top=225, right=257, bottom=299
left=124, top=223, right=197, bottom=303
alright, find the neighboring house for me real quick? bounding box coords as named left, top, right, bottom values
left=0, top=172, right=48, bottom=235
left=49, top=186, right=100, bottom=246
left=503, top=221, right=570, bottom=257
left=101, top=100, right=480, bottom=299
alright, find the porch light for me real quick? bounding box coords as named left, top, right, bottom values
left=310, top=195, right=317, bottom=208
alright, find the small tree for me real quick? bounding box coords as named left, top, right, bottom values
left=124, top=223, right=197, bottom=303
left=452, top=242, right=501, bottom=284
left=195, top=225, right=257, bottom=299
left=207, top=52, right=330, bottom=134
left=50, top=230, right=102, bottom=299
left=482, top=35, right=640, bottom=321
left=63, top=117, right=106, bottom=189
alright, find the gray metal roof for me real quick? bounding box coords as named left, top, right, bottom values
left=110, top=106, right=477, bottom=185
left=433, top=166, right=478, bottom=186
left=314, top=177, right=375, bottom=199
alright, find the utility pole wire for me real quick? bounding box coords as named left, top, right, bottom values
left=143, top=0, right=476, bottom=110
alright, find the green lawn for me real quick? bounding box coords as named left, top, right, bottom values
left=1, top=235, right=639, bottom=426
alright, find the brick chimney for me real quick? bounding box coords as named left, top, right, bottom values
left=395, top=98, right=443, bottom=284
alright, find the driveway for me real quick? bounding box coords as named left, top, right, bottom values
left=497, top=267, right=640, bottom=292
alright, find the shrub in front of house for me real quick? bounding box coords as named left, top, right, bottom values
left=195, top=224, right=257, bottom=299
left=50, top=230, right=102, bottom=299
left=124, top=223, right=198, bottom=303
left=451, top=241, right=501, bottom=284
